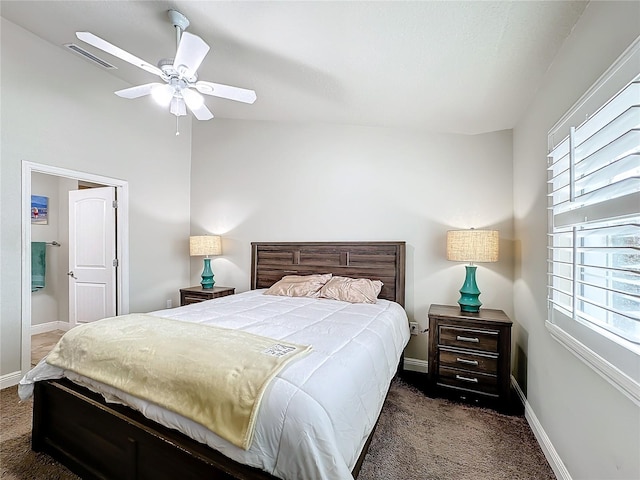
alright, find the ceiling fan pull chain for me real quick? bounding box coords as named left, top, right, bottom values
left=176, top=115, right=180, bottom=136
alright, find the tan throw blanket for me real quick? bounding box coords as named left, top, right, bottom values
left=46, top=314, right=312, bottom=450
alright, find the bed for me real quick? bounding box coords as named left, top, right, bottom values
left=20, top=241, right=408, bottom=480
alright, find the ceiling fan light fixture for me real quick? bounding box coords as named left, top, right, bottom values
left=170, top=97, right=187, bottom=117
left=151, top=84, right=174, bottom=106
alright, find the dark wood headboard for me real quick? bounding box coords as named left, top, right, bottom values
left=250, top=241, right=406, bottom=306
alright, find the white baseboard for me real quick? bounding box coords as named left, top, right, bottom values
left=404, top=357, right=428, bottom=373
left=0, top=371, right=22, bottom=389
left=31, top=321, right=71, bottom=335
left=1, top=322, right=70, bottom=390
left=511, top=376, right=572, bottom=480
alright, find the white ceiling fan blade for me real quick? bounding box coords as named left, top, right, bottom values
left=195, top=81, right=257, bottom=104
left=115, top=83, right=164, bottom=99
left=76, top=32, right=163, bottom=77
left=182, top=88, right=214, bottom=120
left=188, top=102, right=214, bottom=121
left=173, top=32, right=210, bottom=78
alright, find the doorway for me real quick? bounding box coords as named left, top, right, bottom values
left=21, top=161, right=129, bottom=375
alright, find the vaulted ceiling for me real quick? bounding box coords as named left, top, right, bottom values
left=1, top=1, right=588, bottom=134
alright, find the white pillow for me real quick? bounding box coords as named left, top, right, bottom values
left=263, top=274, right=332, bottom=298
left=319, top=276, right=383, bottom=304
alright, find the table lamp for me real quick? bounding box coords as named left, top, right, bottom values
left=189, top=235, right=222, bottom=289
left=446, top=229, right=499, bottom=313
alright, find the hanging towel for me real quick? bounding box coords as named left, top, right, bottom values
left=31, top=242, right=46, bottom=292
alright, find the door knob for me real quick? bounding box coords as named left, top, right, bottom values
left=67, top=271, right=77, bottom=279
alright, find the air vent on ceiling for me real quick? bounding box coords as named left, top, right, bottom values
left=64, top=43, right=117, bottom=69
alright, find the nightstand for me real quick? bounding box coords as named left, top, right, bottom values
left=427, top=304, right=512, bottom=412
left=179, top=286, right=235, bottom=306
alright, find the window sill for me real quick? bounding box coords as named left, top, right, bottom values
left=546, top=320, right=640, bottom=406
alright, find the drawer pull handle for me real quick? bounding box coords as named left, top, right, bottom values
left=456, top=358, right=479, bottom=366
left=456, top=335, right=479, bottom=343
left=456, top=374, right=479, bottom=383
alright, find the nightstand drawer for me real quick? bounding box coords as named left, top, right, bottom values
left=181, top=293, right=210, bottom=305
left=438, top=325, right=499, bottom=352
left=438, top=366, right=498, bottom=396
left=439, top=348, right=498, bottom=375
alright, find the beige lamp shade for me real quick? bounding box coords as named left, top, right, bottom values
left=189, top=235, right=222, bottom=257
left=446, top=229, right=499, bottom=263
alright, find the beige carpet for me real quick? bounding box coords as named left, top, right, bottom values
left=358, top=380, right=555, bottom=479
left=1, top=384, right=79, bottom=479
left=1, top=379, right=555, bottom=479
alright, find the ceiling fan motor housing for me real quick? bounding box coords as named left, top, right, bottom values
left=168, top=10, right=190, bottom=32
left=157, top=58, right=198, bottom=84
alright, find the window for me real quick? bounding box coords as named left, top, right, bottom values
left=547, top=50, right=639, bottom=404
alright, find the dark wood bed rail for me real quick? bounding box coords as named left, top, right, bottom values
left=33, top=379, right=282, bottom=480
left=34, top=377, right=386, bottom=480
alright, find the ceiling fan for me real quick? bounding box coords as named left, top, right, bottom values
left=76, top=9, right=256, bottom=122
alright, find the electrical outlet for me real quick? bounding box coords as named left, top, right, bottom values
left=409, top=322, right=419, bottom=335
left=166, top=299, right=172, bottom=308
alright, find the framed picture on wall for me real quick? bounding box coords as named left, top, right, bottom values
left=31, top=195, right=48, bottom=225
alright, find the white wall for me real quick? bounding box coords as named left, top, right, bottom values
left=190, top=119, right=514, bottom=360
left=513, top=2, right=640, bottom=479
left=0, top=19, right=192, bottom=377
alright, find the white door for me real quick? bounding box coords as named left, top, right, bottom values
left=68, top=187, right=117, bottom=324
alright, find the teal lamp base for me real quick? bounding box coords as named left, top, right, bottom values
left=458, top=265, right=482, bottom=313
left=200, top=257, right=216, bottom=290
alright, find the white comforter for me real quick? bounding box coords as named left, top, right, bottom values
left=19, top=289, right=410, bottom=480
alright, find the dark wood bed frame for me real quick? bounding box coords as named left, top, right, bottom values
left=32, top=241, right=406, bottom=480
